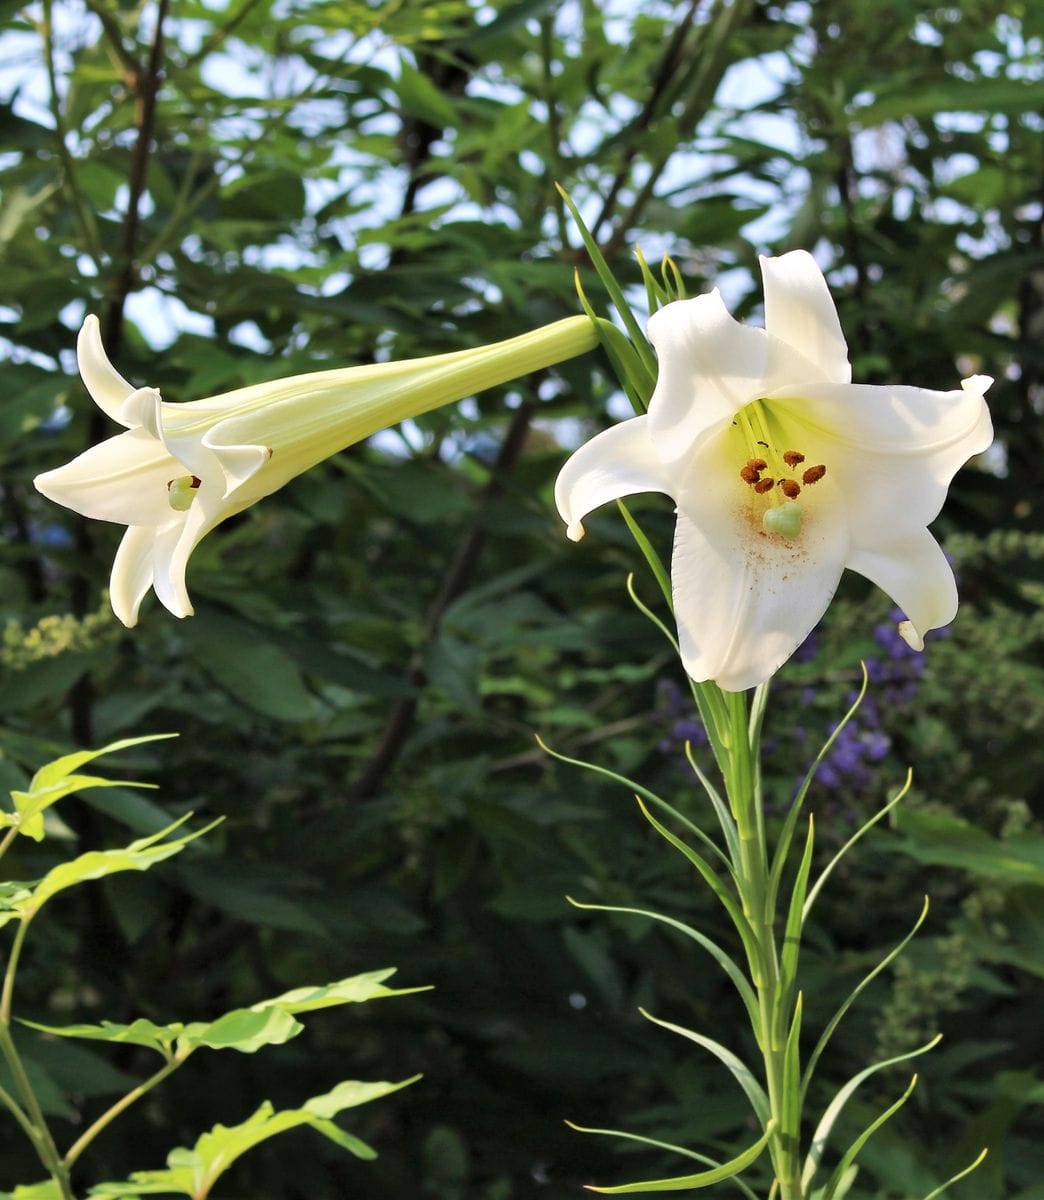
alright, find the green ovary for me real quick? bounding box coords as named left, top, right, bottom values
left=167, top=476, right=200, bottom=512
left=761, top=499, right=802, bottom=538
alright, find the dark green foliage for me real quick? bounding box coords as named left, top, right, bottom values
left=0, top=0, right=1041, bottom=1196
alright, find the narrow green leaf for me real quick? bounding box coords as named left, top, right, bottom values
left=6, top=816, right=220, bottom=920
left=10, top=774, right=158, bottom=842
left=779, top=817, right=816, bottom=1018
left=780, top=993, right=804, bottom=1150
left=29, top=735, right=177, bottom=792
left=634, top=245, right=669, bottom=314
left=920, top=1149, right=989, bottom=1200
left=566, top=897, right=759, bottom=1030
left=682, top=742, right=741, bottom=866
left=617, top=500, right=673, bottom=611
left=635, top=799, right=762, bottom=981
left=661, top=255, right=686, bottom=300
left=822, top=1075, right=919, bottom=1200
left=767, top=668, right=868, bottom=922
left=802, top=1036, right=943, bottom=1190
left=615, top=504, right=730, bottom=770
left=802, top=896, right=930, bottom=1101
left=555, top=184, right=658, bottom=380
left=534, top=736, right=731, bottom=871
left=88, top=1078, right=421, bottom=1199
left=583, top=1119, right=775, bottom=1193
left=17, top=1017, right=183, bottom=1059
left=244, top=968, right=431, bottom=1013
left=803, top=771, right=912, bottom=921
left=625, top=571, right=680, bottom=653
left=565, top=1121, right=758, bottom=1200
left=22, top=970, right=429, bottom=1059
left=639, top=1008, right=769, bottom=1125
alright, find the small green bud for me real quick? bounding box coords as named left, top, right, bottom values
left=167, top=475, right=201, bottom=512
left=762, top=500, right=802, bottom=539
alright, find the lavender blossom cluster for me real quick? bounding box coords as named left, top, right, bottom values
left=654, top=608, right=941, bottom=803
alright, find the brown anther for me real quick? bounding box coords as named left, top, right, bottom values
left=779, top=479, right=801, bottom=499
left=751, top=457, right=768, bottom=471
left=740, top=464, right=761, bottom=485
left=802, top=464, right=826, bottom=485
left=754, top=477, right=775, bottom=494
left=783, top=450, right=805, bottom=467
left=166, top=476, right=202, bottom=491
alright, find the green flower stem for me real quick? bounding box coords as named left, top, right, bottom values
left=0, top=825, right=18, bottom=866
left=0, top=1024, right=74, bottom=1199
left=0, top=1079, right=44, bottom=1151
left=0, top=918, right=75, bottom=1199
left=64, top=1050, right=189, bottom=1169
left=1, top=917, right=29, bottom=1025
left=618, top=504, right=805, bottom=1196
left=717, top=684, right=803, bottom=1200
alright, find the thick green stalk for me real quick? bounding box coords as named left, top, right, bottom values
left=718, top=686, right=803, bottom=1200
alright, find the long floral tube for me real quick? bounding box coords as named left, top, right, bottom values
left=35, top=315, right=597, bottom=626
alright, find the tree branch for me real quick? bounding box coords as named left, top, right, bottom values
left=349, top=402, right=536, bottom=800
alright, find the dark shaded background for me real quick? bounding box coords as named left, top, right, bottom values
left=0, top=1, right=1041, bottom=1195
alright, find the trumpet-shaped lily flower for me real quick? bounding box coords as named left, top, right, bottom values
left=37, top=315, right=596, bottom=626
left=556, top=251, right=993, bottom=692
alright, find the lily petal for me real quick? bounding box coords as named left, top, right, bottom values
left=555, top=415, right=672, bottom=541
left=77, top=316, right=137, bottom=425
left=646, top=290, right=826, bottom=467
left=200, top=426, right=274, bottom=500
left=847, top=529, right=957, bottom=649
left=760, top=251, right=851, bottom=385
left=671, top=489, right=848, bottom=691
left=110, top=525, right=160, bottom=627
left=33, top=429, right=185, bottom=526
left=772, top=377, right=993, bottom=542
left=646, top=291, right=769, bottom=462
left=148, top=514, right=201, bottom=619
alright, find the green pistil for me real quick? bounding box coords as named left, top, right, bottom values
left=167, top=476, right=200, bottom=512
left=762, top=499, right=802, bottom=538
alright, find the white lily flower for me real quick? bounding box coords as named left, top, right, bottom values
left=556, top=251, right=993, bottom=692
left=37, top=314, right=596, bottom=627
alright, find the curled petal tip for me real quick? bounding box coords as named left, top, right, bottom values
left=962, top=374, right=993, bottom=396
left=897, top=620, right=924, bottom=652
left=566, top=521, right=585, bottom=542
left=77, top=315, right=137, bottom=424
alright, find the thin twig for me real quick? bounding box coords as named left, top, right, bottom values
left=603, top=0, right=757, bottom=259
left=40, top=0, right=103, bottom=266
left=590, top=0, right=702, bottom=239
left=82, top=0, right=142, bottom=83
